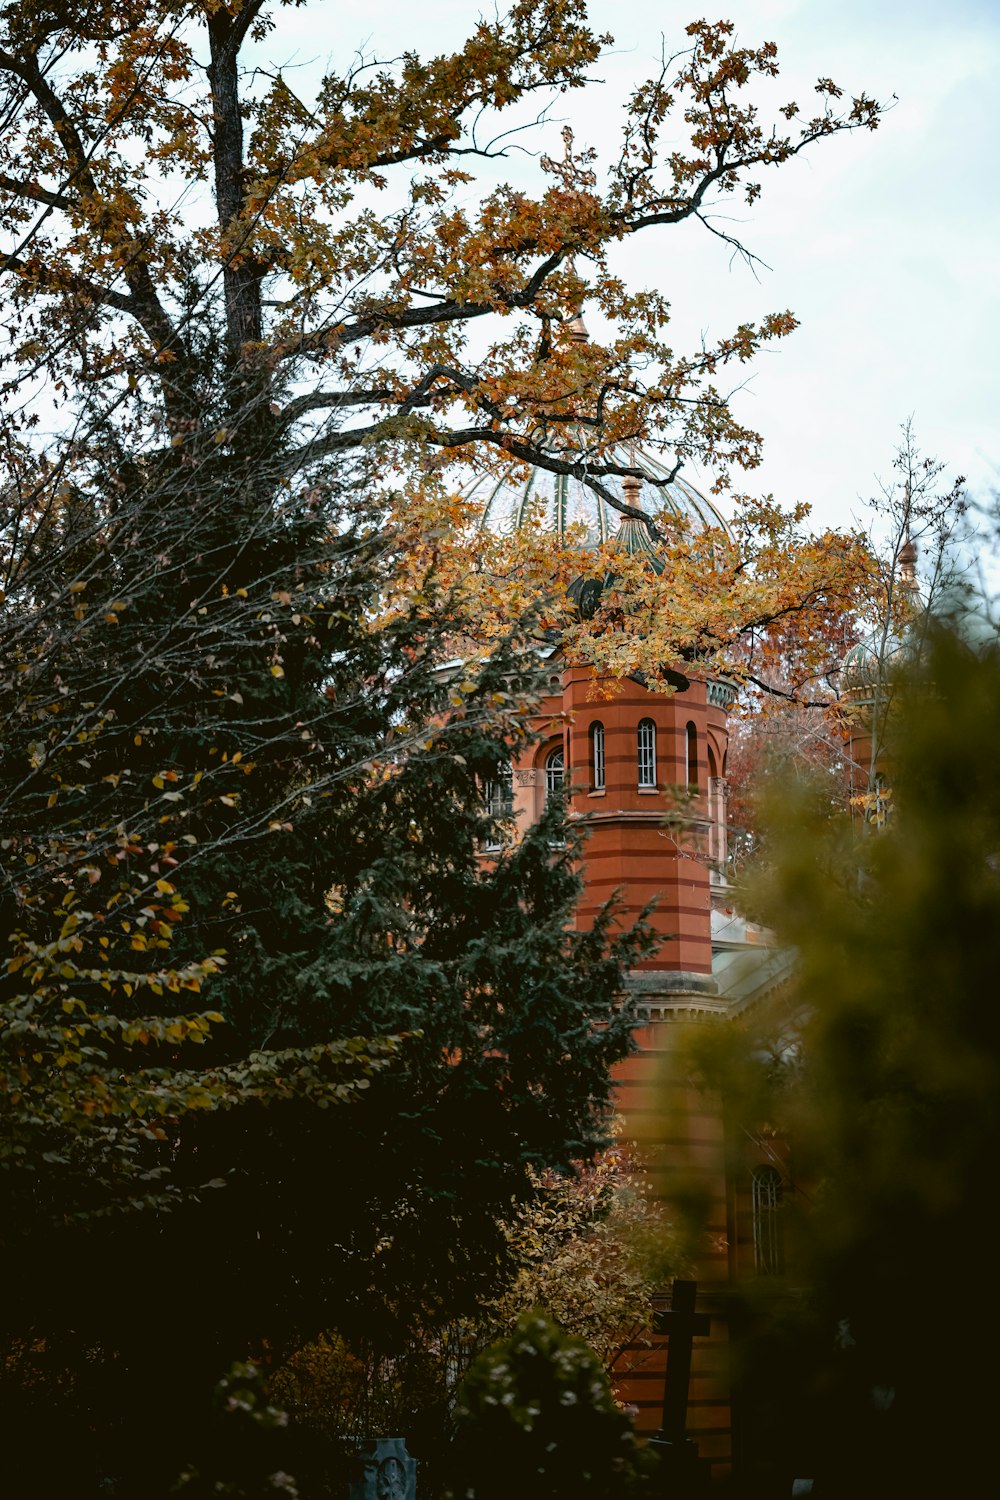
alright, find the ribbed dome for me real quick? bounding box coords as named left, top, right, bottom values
left=841, top=616, right=930, bottom=699
left=466, top=442, right=728, bottom=549
left=841, top=631, right=895, bottom=694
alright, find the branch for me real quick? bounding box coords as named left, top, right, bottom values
left=0, top=172, right=75, bottom=211
left=1, top=252, right=137, bottom=314
left=280, top=244, right=576, bottom=365
left=286, top=416, right=664, bottom=536
left=740, top=671, right=829, bottom=708
left=0, top=47, right=179, bottom=363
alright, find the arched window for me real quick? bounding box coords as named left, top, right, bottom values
left=545, top=744, right=565, bottom=803
left=590, top=722, right=605, bottom=791
left=686, top=721, right=698, bottom=788
left=483, top=762, right=514, bottom=849
left=637, top=719, right=656, bottom=788
left=751, top=1165, right=784, bottom=1276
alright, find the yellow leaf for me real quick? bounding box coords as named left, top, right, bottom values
left=270, top=664, right=285, bottom=677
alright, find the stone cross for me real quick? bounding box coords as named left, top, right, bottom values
left=652, top=1280, right=711, bottom=1447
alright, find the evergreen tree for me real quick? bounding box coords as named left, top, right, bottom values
left=1, top=397, right=651, bottom=1495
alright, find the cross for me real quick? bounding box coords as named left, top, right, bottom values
left=652, top=1280, right=711, bottom=1446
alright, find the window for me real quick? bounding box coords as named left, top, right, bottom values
left=590, top=722, right=605, bottom=791
left=483, top=762, right=514, bottom=848
left=637, top=719, right=656, bottom=788
left=686, top=721, right=698, bottom=787
left=544, top=745, right=566, bottom=844
left=751, top=1165, right=784, bottom=1276
left=545, top=744, right=565, bottom=803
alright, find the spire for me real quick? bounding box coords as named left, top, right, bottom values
left=621, top=472, right=643, bottom=505
left=564, top=309, right=590, bottom=344
left=899, top=534, right=918, bottom=593
left=611, top=454, right=661, bottom=571
left=554, top=127, right=589, bottom=345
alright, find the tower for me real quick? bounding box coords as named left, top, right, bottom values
left=472, top=443, right=746, bottom=1476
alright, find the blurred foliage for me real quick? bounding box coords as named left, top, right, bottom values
left=686, top=623, right=1000, bottom=1496
left=174, top=1363, right=299, bottom=1499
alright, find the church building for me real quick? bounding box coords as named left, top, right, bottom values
left=468, top=446, right=797, bottom=1482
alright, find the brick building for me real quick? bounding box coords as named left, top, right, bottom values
left=471, top=447, right=796, bottom=1483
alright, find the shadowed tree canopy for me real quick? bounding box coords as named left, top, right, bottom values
left=0, top=445, right=656, bottom=1497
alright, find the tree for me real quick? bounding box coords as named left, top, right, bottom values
left=1, top=453, right=659, bottom=1494
left=687, top=620, right=1000, bottom=1497
left=0, top=2, right=882, bottom=696
left=724, top=427, right=971, bottom=861
left=265, top=1144, right=680, bottom=1493
left=838, top=420, right=969, bottom=818
left=485, top=1142, right=685, bottom=1378
left=0, top=4, right=889, bottom=1493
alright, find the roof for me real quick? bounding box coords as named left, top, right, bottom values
left=465, top=441, right=729, bottom=549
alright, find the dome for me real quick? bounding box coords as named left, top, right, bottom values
left=841, top=623, right=922, bottom=700
left=466, top=442, right=729, bottom=549
left=841, top=631, right=896, bottom=695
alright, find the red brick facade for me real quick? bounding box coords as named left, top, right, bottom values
left=503, top=657, right=741, bottom=1479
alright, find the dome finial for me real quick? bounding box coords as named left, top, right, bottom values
left=899, top=534, right=918, bottom=592
left=558, top=129, right=590, bottom=344
left=564, top=308, right=590, bottom=344
left=621, top=443, right=643, bottom=508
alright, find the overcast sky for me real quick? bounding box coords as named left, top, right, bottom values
left=263, top=1, right=1000, bottom=537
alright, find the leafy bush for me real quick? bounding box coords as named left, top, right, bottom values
left=446, top=1312, right=655, bottom=1500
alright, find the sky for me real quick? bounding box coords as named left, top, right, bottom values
left=249, top=0, right=1000, bottom=540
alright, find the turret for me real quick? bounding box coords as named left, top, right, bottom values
left=472, top=443, right=733, bottom=986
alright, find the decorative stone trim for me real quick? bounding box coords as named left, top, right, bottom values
left=626, top=970, right=719, bottom=997
left=706, top=677, right=739, bottom=709
left=636, top=1000, right=732, bottom=1021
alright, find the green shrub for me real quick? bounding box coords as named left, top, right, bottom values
left=446, top=1311, right=655, bottom=1500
